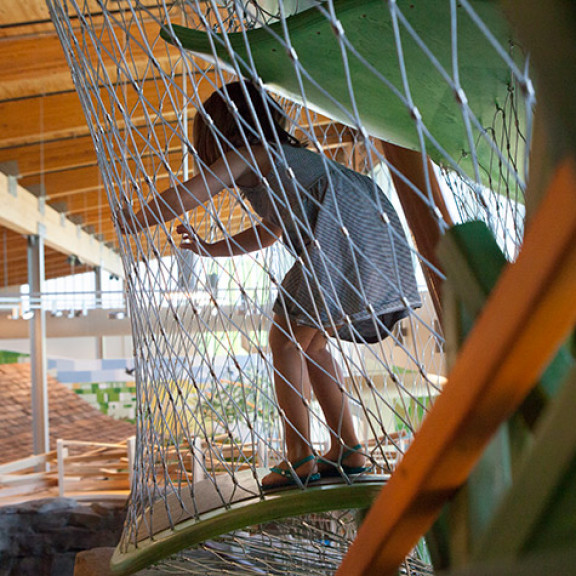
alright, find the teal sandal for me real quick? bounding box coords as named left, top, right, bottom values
left=263, top=454, right=321, bottom=491
left=318, top=444, right=373, bottom=478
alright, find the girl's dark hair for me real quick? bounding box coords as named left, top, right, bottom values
left=193, top=81, right=303, bottom=166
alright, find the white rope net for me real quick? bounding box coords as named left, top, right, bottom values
left=46, top=1, right=533, bottom=574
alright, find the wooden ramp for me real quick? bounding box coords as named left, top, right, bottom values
left=161, top=0, right=524, bottom=188
left=110, top=469, right=387, bottom=575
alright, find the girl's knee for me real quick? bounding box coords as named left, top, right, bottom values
left=309, top=330, right=328, bottom=351
left=305, top=332, right=329, bottom=361
left=269, top=319, right=318, bottom=357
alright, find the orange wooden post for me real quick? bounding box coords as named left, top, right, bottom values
left=336, top=158, right=576, bottom=576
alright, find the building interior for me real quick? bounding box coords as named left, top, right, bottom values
left=1, top=1, right=575, bottom=576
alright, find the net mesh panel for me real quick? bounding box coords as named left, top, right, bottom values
left=143, top=511, right=433, bottom=575
left=47, top=1, right=533, bottom=573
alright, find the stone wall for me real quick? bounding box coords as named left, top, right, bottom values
left=0, top=498, right=126, bottom=576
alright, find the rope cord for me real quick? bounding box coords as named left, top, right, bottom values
left=47, top=0, right=532, bottom=573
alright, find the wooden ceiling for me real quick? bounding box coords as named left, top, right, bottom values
left=1, top=0, right=106, bottom=285
left=0, top=0, right=358, bottom=288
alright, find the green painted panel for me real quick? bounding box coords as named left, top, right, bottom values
left=474, top=368, right=576, bottom=561
left=525, top=456, right=576, bottom=554
left=162, top=0, right=526, bottom=187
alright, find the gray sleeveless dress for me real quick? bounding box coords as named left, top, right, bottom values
left=241, top=143, right=421, bottom=343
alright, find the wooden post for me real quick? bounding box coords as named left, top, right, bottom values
left=192, top=437, right=206, bottom=483
left=127, top=435, right=136, bottom=488
left=378, top=141, right=454, bottom=327
left=57, top=438, right=67, bottom=497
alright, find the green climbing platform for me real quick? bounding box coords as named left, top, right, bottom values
left=110, top=470, right=386, bottom=575
left=161, top=0, right=527, bottom=188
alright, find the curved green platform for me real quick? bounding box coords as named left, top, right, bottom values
left=161, top=0, right=528, bottom=188
left=110, top=470, right=386, bottom=575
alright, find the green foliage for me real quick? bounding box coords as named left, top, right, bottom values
left=0, top=350, right=29, bottom=364
left=394, top=395, right=431, bottom=434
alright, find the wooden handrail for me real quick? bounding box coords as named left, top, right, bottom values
left=0, top=451, right=57, bottom=474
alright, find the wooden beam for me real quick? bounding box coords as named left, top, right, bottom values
left=0, top=75, right=214, bottom=148
left=21, top=165, right=103, bottom=200
left=0, top=31, right=82, bottom=101
left=0, top=240, right=95, bottom=268
left=0, top=90, right=99, bottom=148
left=1, top=260, right=92, bottom=287
left=0, top=171, right=123, bottom=277
left=0, top=20, right=181, bottom=101
left=0, top=126, right=181, bottom=179
left=0, top=0, right=170, bottom=29
left=0, top=119, right=354, bottom=184
left=0, top=135, right=98, bottom=179
left=336, top=158, right=576, bottom=576
left=0, top=0, right=52, bottom=27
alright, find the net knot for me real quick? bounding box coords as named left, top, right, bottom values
left=454, top=88, right=468, bottom=106
left=410, top=106, right=422, bottom=122
left=287, top=47, right=299, bottom=62
left=331, top=19, right=345, bottom=38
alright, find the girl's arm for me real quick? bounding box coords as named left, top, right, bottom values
left=120, top=146, right=271, bottom=233
left=178, top=220, right=281, bottom=257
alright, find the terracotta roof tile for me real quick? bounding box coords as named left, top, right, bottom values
left=0, top=363, right=135, bottom=464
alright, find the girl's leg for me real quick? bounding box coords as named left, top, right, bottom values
left=306, top=332, right=365, bottom=469
left=263, top=314, right=318, bottom=486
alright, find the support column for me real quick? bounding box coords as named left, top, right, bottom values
left=28, top=234, right=49, bottom=456
left=94, top=266, right=104, bottom=359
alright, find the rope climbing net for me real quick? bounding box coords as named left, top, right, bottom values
left=46, top=1, right=533, bottom=574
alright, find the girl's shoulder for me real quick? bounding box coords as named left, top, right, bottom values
left=234, top=144, right=272, bottom=188
left=279, top=141, right=324, bottom=166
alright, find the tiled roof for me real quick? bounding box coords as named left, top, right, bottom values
left=0, top=363, right=135, bottom=464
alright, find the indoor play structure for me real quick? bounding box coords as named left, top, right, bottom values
left=46, top=0, right=576, bottom=574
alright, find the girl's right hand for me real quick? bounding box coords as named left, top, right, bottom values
left=177, top=223, right=208, bottom=255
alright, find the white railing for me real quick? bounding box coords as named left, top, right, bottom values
left=0, top=436, right=135, bottom=503
left=0, top=290, right=127, bottom=317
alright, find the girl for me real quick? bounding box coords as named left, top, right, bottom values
left=121, top=81, right=421, bottom=490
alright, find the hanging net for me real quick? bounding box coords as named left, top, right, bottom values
left=46, top=0, right=534, bottom=574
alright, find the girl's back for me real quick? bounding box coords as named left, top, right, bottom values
left=240, top=142, right=421, bottom=343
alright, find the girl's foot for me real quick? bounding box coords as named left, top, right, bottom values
left=317, top=444, right=370, bottom=477
left=262, top=454, right=320, bottom=490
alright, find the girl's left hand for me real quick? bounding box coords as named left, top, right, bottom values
left=177, top=223, right=208, bottom=255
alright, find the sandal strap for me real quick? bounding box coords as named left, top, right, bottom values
left=341, top=443, right=363, bottom=460
left=269, top=454, right=316, bottom=478
left=319, top=445, right=365, bottom=467
left=269, top=466, right=293, bottom=479
left=291, top=454, right=316, bottom=469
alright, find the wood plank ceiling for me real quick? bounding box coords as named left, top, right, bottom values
left=0, top=0, right=357, bottom=288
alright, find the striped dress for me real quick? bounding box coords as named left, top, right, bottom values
left=241, top=143, right=421, bottom=343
